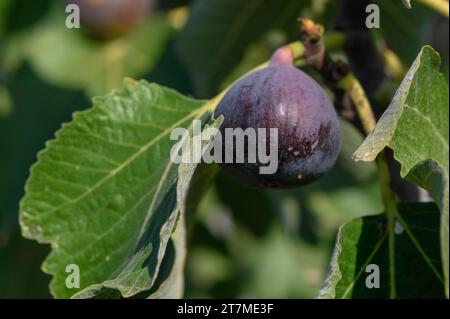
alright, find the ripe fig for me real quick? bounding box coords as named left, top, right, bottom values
left=66, top=0, right=154, bottom=39
left=214, top=47, right=341, bottom=188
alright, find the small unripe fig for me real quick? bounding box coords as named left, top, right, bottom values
left=66, top=0, right=154, bottom=39
left=214, top=47, right=341, bottom=188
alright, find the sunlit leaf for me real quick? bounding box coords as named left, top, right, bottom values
left=353, top=45, right=449, bottom=296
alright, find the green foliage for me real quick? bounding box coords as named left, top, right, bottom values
left=0, top=0, right=448, bottom=299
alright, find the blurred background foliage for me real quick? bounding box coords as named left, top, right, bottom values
left=0, top=0, right=447, bottom=298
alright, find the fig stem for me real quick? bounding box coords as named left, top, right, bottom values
left=381, top=47, right=407, bottom=82
left=323, top=32, right=346, bottom=50
left=209, top=36, right=341, bottom=115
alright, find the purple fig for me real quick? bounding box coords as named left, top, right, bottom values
left=214, top=47, right=341, bottom=188
left=66, top=0, right=154, bottom=39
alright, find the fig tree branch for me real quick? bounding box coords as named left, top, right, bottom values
left=298, top=18, right=400, bottom=297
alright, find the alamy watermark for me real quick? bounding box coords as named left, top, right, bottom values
left=170, top=120, right=279, bottom=174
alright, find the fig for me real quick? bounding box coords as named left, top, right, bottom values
left=66, top=0, right=154, bottom=39
left=214, top=47, right=341, bottom=188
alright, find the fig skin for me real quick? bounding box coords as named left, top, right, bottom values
left=214, top=47, right=341, bottom=188
left=66, top=0, right=154, bottom=39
